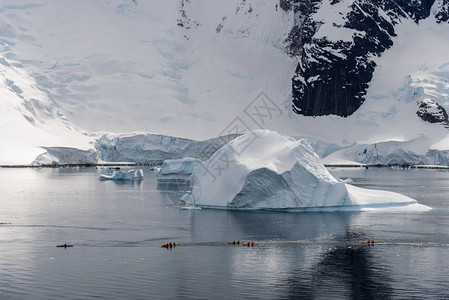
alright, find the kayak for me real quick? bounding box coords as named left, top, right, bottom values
left=227, top=241, right=240, bottom=245
left=161, top=244, right=180, bottom=248
left=242, top=243, right=258, bottom=247
left=56, top=245, right=73, bottom=248
left=361, top=241, right=377, bottom=245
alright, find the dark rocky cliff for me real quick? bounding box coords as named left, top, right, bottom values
left=283, top=0, right=441, bottom=117
left=416, top=99, right=449, bottom=127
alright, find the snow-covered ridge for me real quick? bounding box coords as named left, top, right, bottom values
left=0, top=54, right=92, bottom=165
left=321, top=139, right=449, bottom=166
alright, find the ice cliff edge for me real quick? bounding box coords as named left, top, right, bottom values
left=185, top=130, right=430, bottom=212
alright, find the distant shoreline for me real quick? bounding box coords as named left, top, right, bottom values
left=325, top=164, right=449, bottom=169
left=1, top=163, right=449, bottom=169
left=0, top=163, right=159, bottom=168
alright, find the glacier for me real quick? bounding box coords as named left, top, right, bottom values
left=186, top=130, right=430, bottom=212
left=95, top=133, right=238, bottom=164
left=31, top=133, right=239, bottom=166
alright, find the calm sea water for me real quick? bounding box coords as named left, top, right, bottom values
left=0, top=166, right=448, bottom=299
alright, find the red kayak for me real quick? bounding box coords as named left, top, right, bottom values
left=361, top=240, right=377, bottom=245
left=228, top=241, right=240, bottom=245
left=161, top=243, right=179, bottom=248
left=56, top=244, right=73, bottom=248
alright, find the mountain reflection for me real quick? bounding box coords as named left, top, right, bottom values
left=283, top=230, right=393, bottom=299
left=188, top=211, right=393, bottom=299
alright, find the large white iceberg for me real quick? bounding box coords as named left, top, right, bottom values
left=99, top=169, right=144, bottom=181
left=157, top=158, right=201, bottom=183
left=186, top=130, right=430, bottom=212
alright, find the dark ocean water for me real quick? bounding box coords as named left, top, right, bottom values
left=0, top=167, right=448, bottom=299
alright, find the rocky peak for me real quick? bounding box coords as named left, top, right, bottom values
left=285, top=0, right=444, bottom=118
left=416, top=99, right=449, bottom=128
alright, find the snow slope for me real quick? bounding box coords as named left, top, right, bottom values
left=0, top=56, right=92, bottom=165
left=187, top=130, right=430, bottom=211
left=0, top=0, right=296, bottom=140
left=318, top=16, right=449, bottom=164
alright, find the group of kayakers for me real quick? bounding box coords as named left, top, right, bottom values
left=242, top=242, right=257, bottom=247
left=60, top=240, right=377, bottom=249
left=228, top=241, right=257, bottom=247
left=161, top=242, right=179, bottom=248
left=161, top=240, right=259, bottom=248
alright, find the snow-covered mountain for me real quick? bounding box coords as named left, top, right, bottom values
left=0, top=56, right=92, bottom=165
left=2, top=0, right=449, bottom=165
left=286, top=0, right=449, bottom=119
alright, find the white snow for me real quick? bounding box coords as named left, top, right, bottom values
left=187, top=130, right=430, bottom=211
left=313, top=0, right=358, bottom=43
left=99, top=169, right=144, bottom=181
left=0, top=0, right=296, bottom=142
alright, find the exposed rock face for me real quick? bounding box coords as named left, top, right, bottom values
left=282, top=0, right=443, bottom=117
left=416, top=99, right=449, bottom=127
left=177, top=0, right=200, bottom=29
left=434, top=0, right=449, bottom=22
left=175, top=0, right=449, bottom=123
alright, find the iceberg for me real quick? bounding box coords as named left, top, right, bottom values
left=186, top=130, right=430, bottom=212
left=157, top=158, right=201, bottom=184
left=99, top=169, right=144, bottom=181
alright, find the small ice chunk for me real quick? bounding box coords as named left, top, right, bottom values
left=99, top=169, right=144, bottom=181
left=341, top=178, right=354, bottom=185
left=180, top=193, right=193, bottom=203
left=157, top=158, right=201, bottom=183
left=181, top=205, right=202, bottom=210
